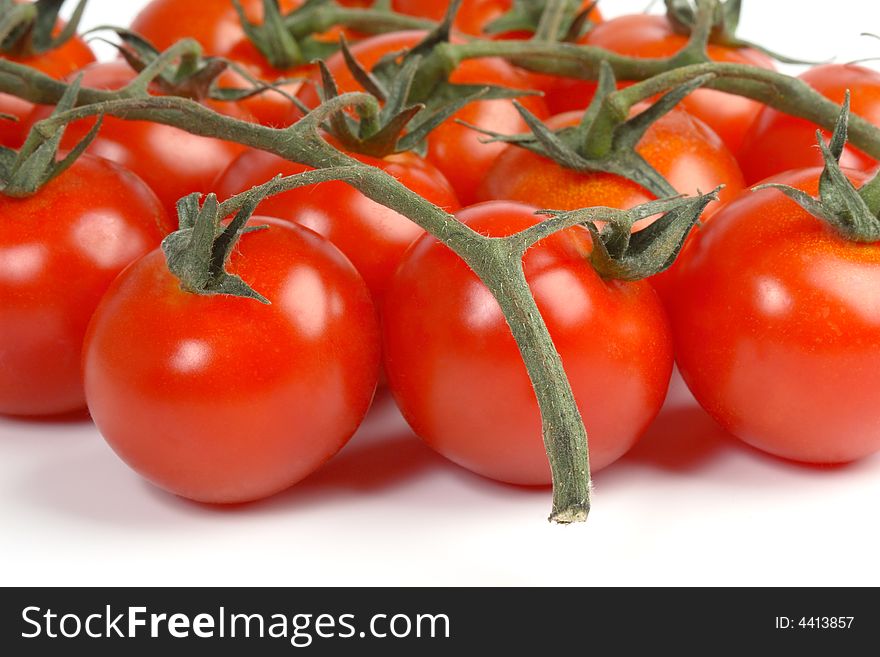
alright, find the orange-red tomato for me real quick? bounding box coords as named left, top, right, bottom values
left=299, top=30, right=550, bottom=206
left=392, top=0, right=601, bottom=37
left=129, top=0, right=301, bottom=55
left=0, top=155, right=170, bottom=416
left=214, top=147, right=459, bottom=302
left=739, top=64, right=880, bottom=184
left=478, top=108, right=745, bottom=216
left=29, top=61, right=252, bottom=216
left=0, top=27, right=95, bottom=147
left=547, top=14, right=775, bottom=154
left=84, top=218, right=381, bottom=503
left=667, top=168, right=880, bottom=464
left=383, top=201, right=673, bottom=485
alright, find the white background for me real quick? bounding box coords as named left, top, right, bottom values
left=2, top=0, right=880, bottom=587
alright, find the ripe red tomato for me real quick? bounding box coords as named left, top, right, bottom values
left=84, top=218, right=380, bottom=504
left=29, top=61, right=251, bottom=216
left=130, top=0, right=301, bottom=56
left=667, top=167, right=880, bottom=464
left=0, top=28, right=94, bottom=148
left=382, top=201, right=674, bottom=485
left=0, top=155, right=170, bottom=416
left=392, top=0, right=601, bottom=37
left=546, top=14, right=775, bottom=154
left=739, top=64, right=880, bottom=184
left=478, top=107, right=745, bottom=217
left=214, top=147, right=458, bottom=302
left=297, top=30, right=550, bottom=206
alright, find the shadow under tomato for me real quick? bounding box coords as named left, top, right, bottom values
left=0, top=407, right=93, bottom=426
left=619, top=406, right=740, bottom=473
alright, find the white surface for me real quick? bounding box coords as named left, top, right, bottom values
left=2, top=0, right=880, bottom=587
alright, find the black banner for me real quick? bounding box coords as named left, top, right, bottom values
left=0, top=587, right=874, bottom=654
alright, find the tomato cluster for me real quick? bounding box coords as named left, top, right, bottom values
left=2, top=0, right=880, bottom=511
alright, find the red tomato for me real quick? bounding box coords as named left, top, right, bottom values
left=478, top=108, right=745, bottom=217
left=214, top=147, right=459, bottom=302
left=0, top=155, right=170, bottom=416
left=298, top=30, right=549, bottom=206
left=546, top=14, right=775, bottom=154
left=382, top=201, right=674, bottom=485
left=29, top=61, right=251, bottom=216
left=739, top=64, right=880, bottom=184
left=0, top=28, right=95, bottom=148
left=130, top=0, right=301, bottom=56
left=84, top=218, right=380, bottom=503
left=667, top=167, right=880, bottom=464
left=392, top=0, right=601, bottom=37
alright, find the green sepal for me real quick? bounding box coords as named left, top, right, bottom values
left=539, top=188, right=722, bottom=281
left=162, top=191, right=272, bottom=304
left=311, top=22, right=541, bottom=158
left=464, top=61, right=714, bottom=199
left=664, top=0, right=818, bottom=65
left=0, top=75, right=102, bottom=198
left=485, top=0, right=598, bottom=42
left=233, top=0, right=339, bottom=71
left=754, top=94, right=880, bottom=243
left=0, top=0, right=87, bottom=57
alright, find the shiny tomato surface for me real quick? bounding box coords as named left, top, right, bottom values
left=84, top=218, right=381, bottom=503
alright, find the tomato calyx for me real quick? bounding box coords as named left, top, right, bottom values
left=163, top=191, right=273, bottom=304
left=313, top=37, right=508, bottom=158
left=469, top=61, right=712, bottom=198
left=537, top=188, right=721, bottom=280
left=664, top=0, right=811, bottom=65
left=314, top=20, right=539, bottom=157
left=234, top=0, right=336, bottom=70
left=0, top=0, right=86, bottom=58
left=0, top=76, right=101, bottom=197
left=485, top=0, right=597, bottom=42
left=756, top=95, right=880, bottom=244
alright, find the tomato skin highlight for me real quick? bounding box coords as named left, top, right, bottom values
left=739, top=64, right=880, bottom=184
left=297, top=30, right=549, bottom=207
left=382, top=201, right=674, bottom=485
left=29, top=61, right=250, bottom=217
left=84, top=218, right=381, bottom=504
left=0, top=155, right=171, bottom=416
left=478, top=108, right=745, bottom=217
left=130, top=0, right=301, bottom=56
left=214, top=147, right=459, bottom=302
left=667, top=168, right=880, bottom=464
left=0, top=29, right=95, bottom=148
left=546, top=14, right=774, bottom=154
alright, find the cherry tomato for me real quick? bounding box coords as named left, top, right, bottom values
left=84, top=218, right=380, bottom=504
left=392, top=0, right=601, bottom=37
left=382, top=201, right=674, bottom=485
left=130, top=0, right=301, bottom=56
left=299, top=30, right=550, bottom=206
left=739, top=64, right=880, bottom=184
left=546, top=14, right=775, bottom=154
left=667, top=167, right=880, bottom=464
left=0, top=27, right=94, bottom=148
left=29, top=61, right=251, bottom=216
left=214, top=146, right=459, bottom=302
left=478, top=108, right=745, bottom=217
left=0, top=155, right=170, bottom=416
